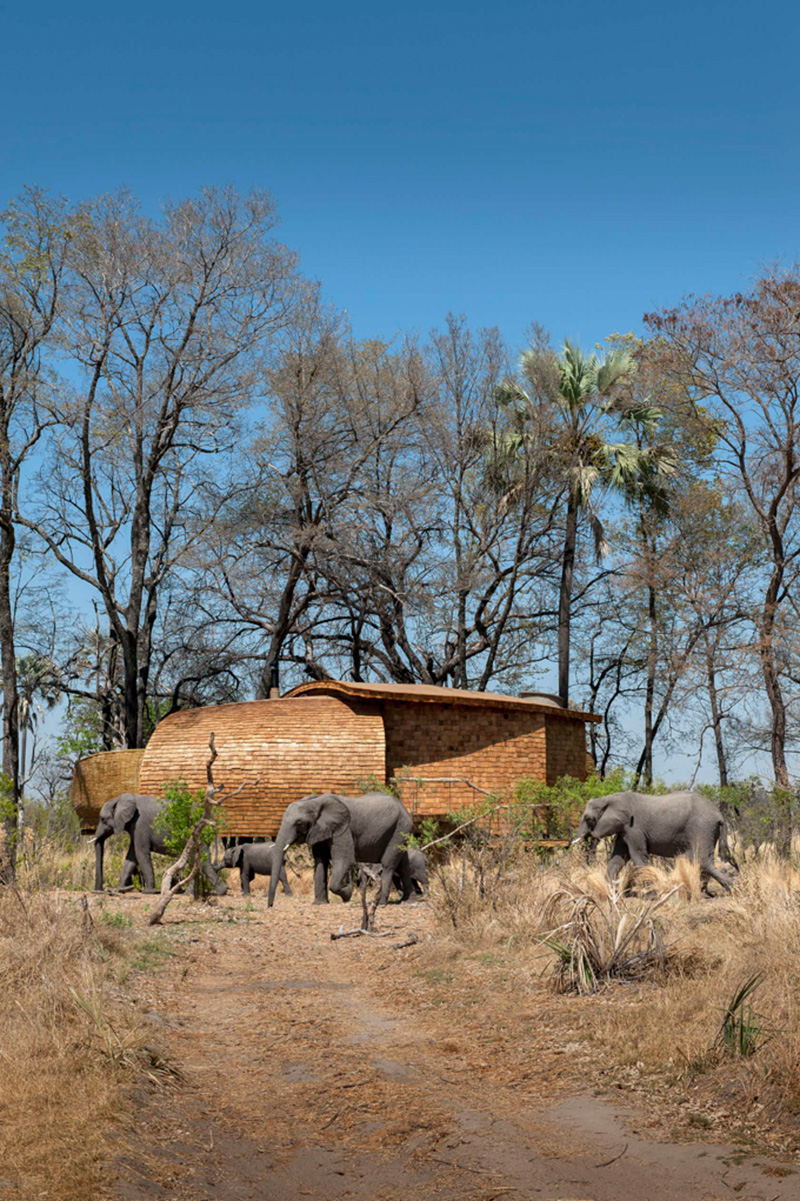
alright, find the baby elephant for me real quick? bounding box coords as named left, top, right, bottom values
left=222, top=842, right=293, bottom=897
left=394, top=846, right=429, bottom=897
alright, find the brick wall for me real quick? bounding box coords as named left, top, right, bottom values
left=378, top=700, right=587, bottom=819
left=545, top=713, right=591, bottom=783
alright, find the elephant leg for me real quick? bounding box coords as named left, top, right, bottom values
left=139, top=852, right=157, bottom=893
left=312, top=846, right=330, bottom=904
left=279, top=866, right=293, bottom=896
left=118, top=836, right=139, bottom=888
left=119, top=853, right=139, bottom=889
left=241, top=863, right=253, bottom=896
left=387, top=849, right=414, bottom=904
left=700, top=856, right=732, bottom=893
left=606, top=834, right=630, bottom=881
left=623, top=830, right=650, bottom=868
left=329, top=857, right=354, bottom=902
left=201, top=859, right=228, bottom=896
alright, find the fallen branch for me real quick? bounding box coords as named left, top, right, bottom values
left=331, top=927, right=399, bottom=941
left=391, top=932, right=418, bottom=949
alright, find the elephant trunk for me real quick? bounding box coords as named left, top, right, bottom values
left=572, top=817, right=592, bottom=844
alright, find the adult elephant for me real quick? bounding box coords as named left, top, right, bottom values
left=91, top=792, right=226, bottom=895
left=268, top=792, right=414, bottom=908
left=572, top=790, right=735, bottom=891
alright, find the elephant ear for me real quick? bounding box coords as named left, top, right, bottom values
left=111, top=792, right=138, bottom=834
left=232, top=846, right=244, bottom=870
left=307, top=795, right=350, bottom=845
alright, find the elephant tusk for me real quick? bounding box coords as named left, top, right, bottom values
left=570, top=836, right=583, bottom=845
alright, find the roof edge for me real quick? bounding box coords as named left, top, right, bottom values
left=283, top=679, right=601, bottom=723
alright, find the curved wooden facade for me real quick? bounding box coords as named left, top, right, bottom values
left=70, top=749, right=147, bottom=834
left=136, top=697, right=385, bottom=836
left=71, top=684, right=597, bottom=836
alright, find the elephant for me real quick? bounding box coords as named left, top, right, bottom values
left=91, top=792, right=227, bottom=895
left=391, top=845, right=429, bottom=898
left=268, top=791, right=415, bottom=908
left=221, top=841, right=293, bottom=897
left=572, top=790, right=735, bottom=891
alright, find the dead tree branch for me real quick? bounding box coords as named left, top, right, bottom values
left=147, top=733, right=258, bottom=926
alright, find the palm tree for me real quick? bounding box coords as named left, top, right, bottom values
left=17, top=653, right=60, bottom=787
left=498, top=338, right=676, bottom=707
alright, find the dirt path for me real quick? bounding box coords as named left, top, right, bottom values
left=111, top=892, right=799, bottom=1201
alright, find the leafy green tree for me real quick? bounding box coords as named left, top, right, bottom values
left=497, top=334, right=676, bottom=706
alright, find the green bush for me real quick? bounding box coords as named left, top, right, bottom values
left=154, top=778, right=225, bottom=898
left=699, top=779, right=800, bottom=857
left=511, top=767, right=630, bottom=841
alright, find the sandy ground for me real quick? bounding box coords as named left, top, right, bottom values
left=108, top=888, right=800, bottom=1201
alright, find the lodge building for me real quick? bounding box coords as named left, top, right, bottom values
left=71, top=681, right=599, bottom=837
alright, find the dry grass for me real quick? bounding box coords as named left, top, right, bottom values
left=426, top=846, right=800, bottom=1145
left=15, top=831, right=123, bottom=892
left=0, top=885, right=170, bottom=1200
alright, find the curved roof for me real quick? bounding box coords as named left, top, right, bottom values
left=285, top=679, right=599, bottom=722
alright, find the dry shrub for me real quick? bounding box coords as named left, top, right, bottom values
left=0, top=886, right=164, bottom=1200
left=542, top=881, right=684, bottom=994
left=15, top=834, right=126, bottom=892
left=427, top=844, right=800, bottom=1134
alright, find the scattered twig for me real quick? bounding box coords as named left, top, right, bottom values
left=595, top=1142, right=628, bottom=1168
left=429, top=1156, right=492, bottom=1175
left=391, top=932, right=418, bottom=949
left=330, top=927, right=400, bottom=940
left=320, top=1110, right=339, bottom=1130
left=79, top=894, right=93, bottom=933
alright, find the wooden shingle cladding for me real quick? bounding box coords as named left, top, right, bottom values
left=70, top=749, right=146, bottom=834
left=136, top=697, right=385, bottom=836
left=284, top=681, right=599, bottom=820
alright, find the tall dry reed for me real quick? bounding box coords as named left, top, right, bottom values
left=0, top=886, right=162, bottom=1200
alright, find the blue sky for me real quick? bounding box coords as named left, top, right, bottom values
left=3, top=0, right=797, bottom=781
left=3, top=0, right=797, bottom=353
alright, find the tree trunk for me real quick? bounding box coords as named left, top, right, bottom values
left=558, top=497, right=579, bottom=707
left=704, top=637, right=728, bottom=788
left=639, top=580, right=658, bottom=788
left=759, top=571, right=789, bottom=788
left=0, top=510, right=18, bottom=882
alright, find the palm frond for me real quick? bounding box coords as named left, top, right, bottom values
left=595, top=347, right=635, bottom=394
left=558, top=339, right=596, bottom=411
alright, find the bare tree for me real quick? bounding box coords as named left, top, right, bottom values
left=0, top=189, right=73, bottom=877
left=309, top=315, right=560, bottom=689
left=20, top=188, right=302, bottom=748
left=646, top=268, right=800, bottom=785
